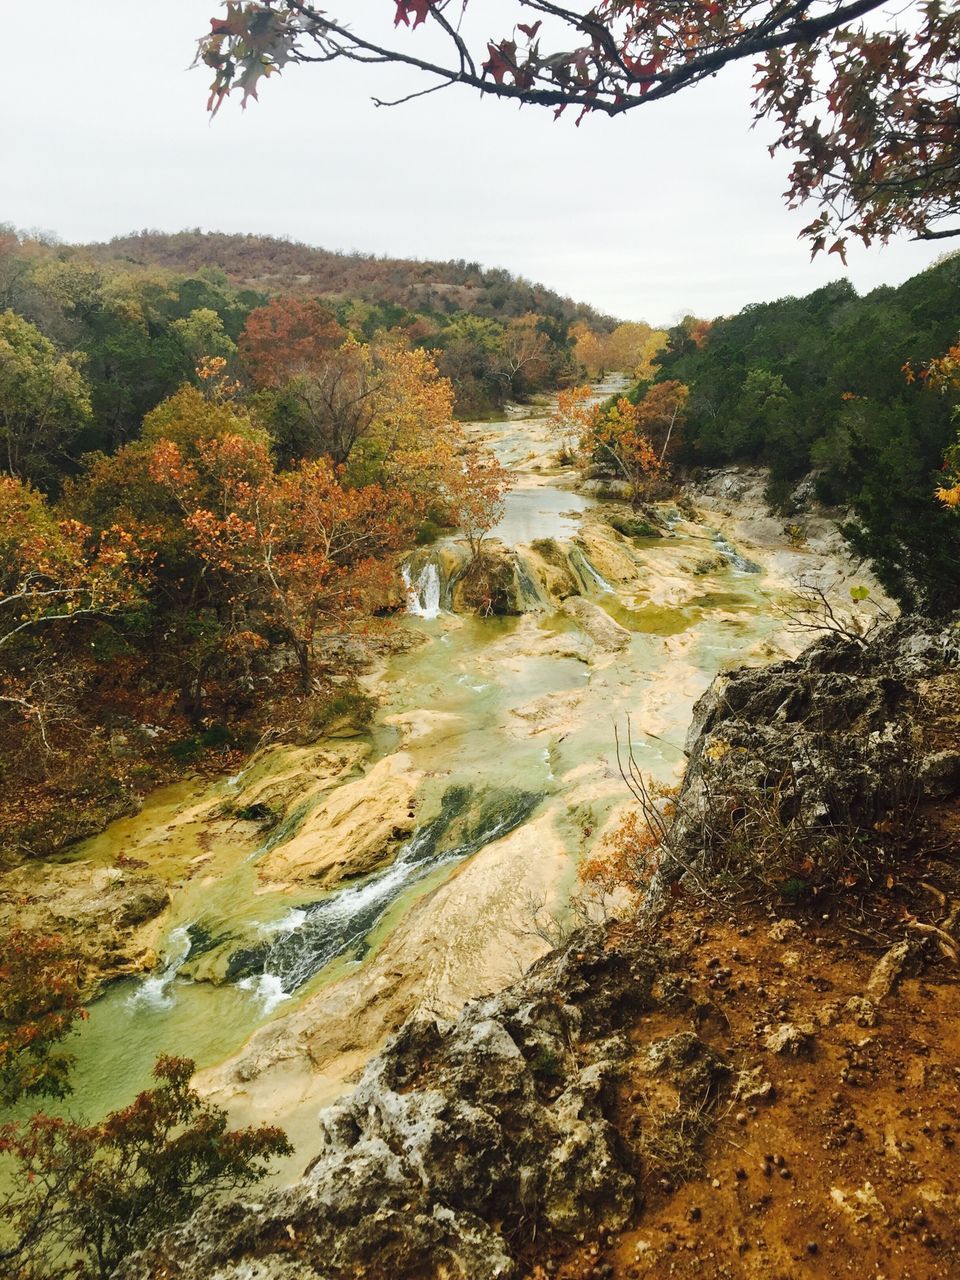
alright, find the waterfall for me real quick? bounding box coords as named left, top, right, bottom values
left=403, top=559, right=442, bottom=619
left=568, top=546, right=614, bottom=595
left=226, top=786, right=542, bottom=999
left=712, top=532, right=761, bottom=574
left=127, top=924, right=193, bottom=1010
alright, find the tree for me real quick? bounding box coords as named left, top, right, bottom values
left=262, top=337, right=455, bottom=479
left=172, top=307, right=237, bottom=365
left=0, top=929, right=86, bottom=1108
left=570, top=321, right=607, bottom=380
left=548, top=384, right=595, bottom=461
left=433, top=314, right=506, bottom=415
left=584, top=382, right=688, bottom=506
left=500, top=313, right=551, bottom=398
left=606, top=322, right=668, bottom=381
left=908, top=335, right=960, bottom=508
left=239, top=295, right=345, bottom=389
left=0, top=311, right=91, bottom=485
left=196, top=2, right=960, bottom=255
left=0, top=476, right=145, bottom=657
left=144, top=429, right=418, bottom=692
left=445, top=438, right=510, bottom=562
left=0, top=1056, right=292, bottom=1279
left=587, top=395, right=664, bottom=508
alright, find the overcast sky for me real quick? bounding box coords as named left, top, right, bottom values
left=0, top=0, right=946, bottom=323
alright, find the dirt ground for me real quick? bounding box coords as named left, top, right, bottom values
left=524, top=899, right=960, bottom=1280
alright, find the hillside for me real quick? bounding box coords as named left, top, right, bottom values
left=81, top=230, right=618, bottom=330
left=653, top=255, right=960, bottom=613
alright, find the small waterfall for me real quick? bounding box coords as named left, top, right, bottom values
left=226, top=786, right=542, bottom=998
left=568, top=546, right=615, bottom=595
left=127, top=924, right=193, bottom=1010
left=712, top=532, right=761, bottom=574
left=403, top=560, right=442, bottom=619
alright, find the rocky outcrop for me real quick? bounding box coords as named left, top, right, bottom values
left=116, top=931, right=728, bottom=1280
left=0, top=862, right=170, bottom=996
left=659, top=614, right=960, bottom=901
left=258, top=752, right=422, bottom=887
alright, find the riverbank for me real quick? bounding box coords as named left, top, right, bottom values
left=116, top=612, right=960, bottom=1280
left=0, top=384, right=902, bottom=1160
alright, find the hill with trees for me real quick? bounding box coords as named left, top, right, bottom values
left=654, top=253, right=960, bottom=612
left=81, top=230, right=617, bottom=331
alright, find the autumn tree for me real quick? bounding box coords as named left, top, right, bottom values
left=586, top=396, right=663, bottom=507
left=197, top=2, right=960, bottom=256
left=0, top=1056, right=292, bottom=1279
left=606, top=322, right=668, bottom=380
left=0, top=929, right=86, bottom=1108
left=0, top=310, right=91, bottom=485
left=634, top=379, right=690, bottom=464
left=500, top=312, right=551, bottom=398
left=906, top=335, right=960, bottom=509
left=584, top=381, right=689, bottom=506
left=444, top=438, right=510, bottom=562
left=263, top=337, right=456, bottom=482
left=153, top=446, right=418, bottom=690
left=548, top=384, right=595, bottom=461
left=570, top=321, right=607, bottom=380
left=0, top=476, right=145, bottom=660
left=239, top=295, right=345, bottom=389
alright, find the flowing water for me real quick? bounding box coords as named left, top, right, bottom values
left=21, top=380, right=814, bottom=1132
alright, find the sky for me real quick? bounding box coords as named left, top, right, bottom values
left=0, top=0, right=946, bottom=323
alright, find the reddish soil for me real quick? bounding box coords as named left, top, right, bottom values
left=526, top=901, right=960, bottom=1280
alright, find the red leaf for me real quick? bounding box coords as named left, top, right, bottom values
left=394, top=0, right=433, bottom=28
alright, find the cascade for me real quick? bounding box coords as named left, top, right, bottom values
left=403, top=559, right=443, bottom=619
left=127, top=925, right=193, bottom=1010
left=225, top=786, right=541, bottom=1001
left=567, top=545, right=615, bottom=594
left=712, top=532, right=761, bottom=574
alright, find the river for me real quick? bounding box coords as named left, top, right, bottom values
left=23, top=382, right=840, bottom=1158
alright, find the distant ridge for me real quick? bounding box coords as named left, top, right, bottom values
left=81, top=230, right=618, bottom=330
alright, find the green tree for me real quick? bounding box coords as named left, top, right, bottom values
left=0, top=311, right=91, bottom=485
left=172, top=306, right=237, bottom=365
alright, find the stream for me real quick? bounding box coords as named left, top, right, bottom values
left=26, top=380, right=816, bottom=1142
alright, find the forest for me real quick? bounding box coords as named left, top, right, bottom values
left=649, top=255, right=960, bottom=612
left=0, top=227, right=673, bottom=861
left=4, top=2, right=960, bottom=1276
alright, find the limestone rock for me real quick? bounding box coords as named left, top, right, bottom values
left=768, top=919, right=802, bottom=943
left=764, top=1021, right=816, bottom=1055
left=115, top=932, right=709, bottom=1280
left=843, top=996, right=880, bottom=1027
left=560, top=597, right=630, bottom=651
left=654, top=616, right=960, bottom=905
left=866, top=941, right=913, bottom=1000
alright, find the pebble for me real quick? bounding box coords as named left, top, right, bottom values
left=806, top=1241, right=819, bottom=1255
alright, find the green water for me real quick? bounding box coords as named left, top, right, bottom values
left=8, top=386, right=797, bottom=1133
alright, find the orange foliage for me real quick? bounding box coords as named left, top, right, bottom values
left=579, top=781, right=679, bottom=902
left=0, top=927, right=86, bottom=1105
left=902, top=339, right=960, bottom=510
left=239, top=296, right=345, bottom=389
left=548, top=384, right=595, bottom=457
